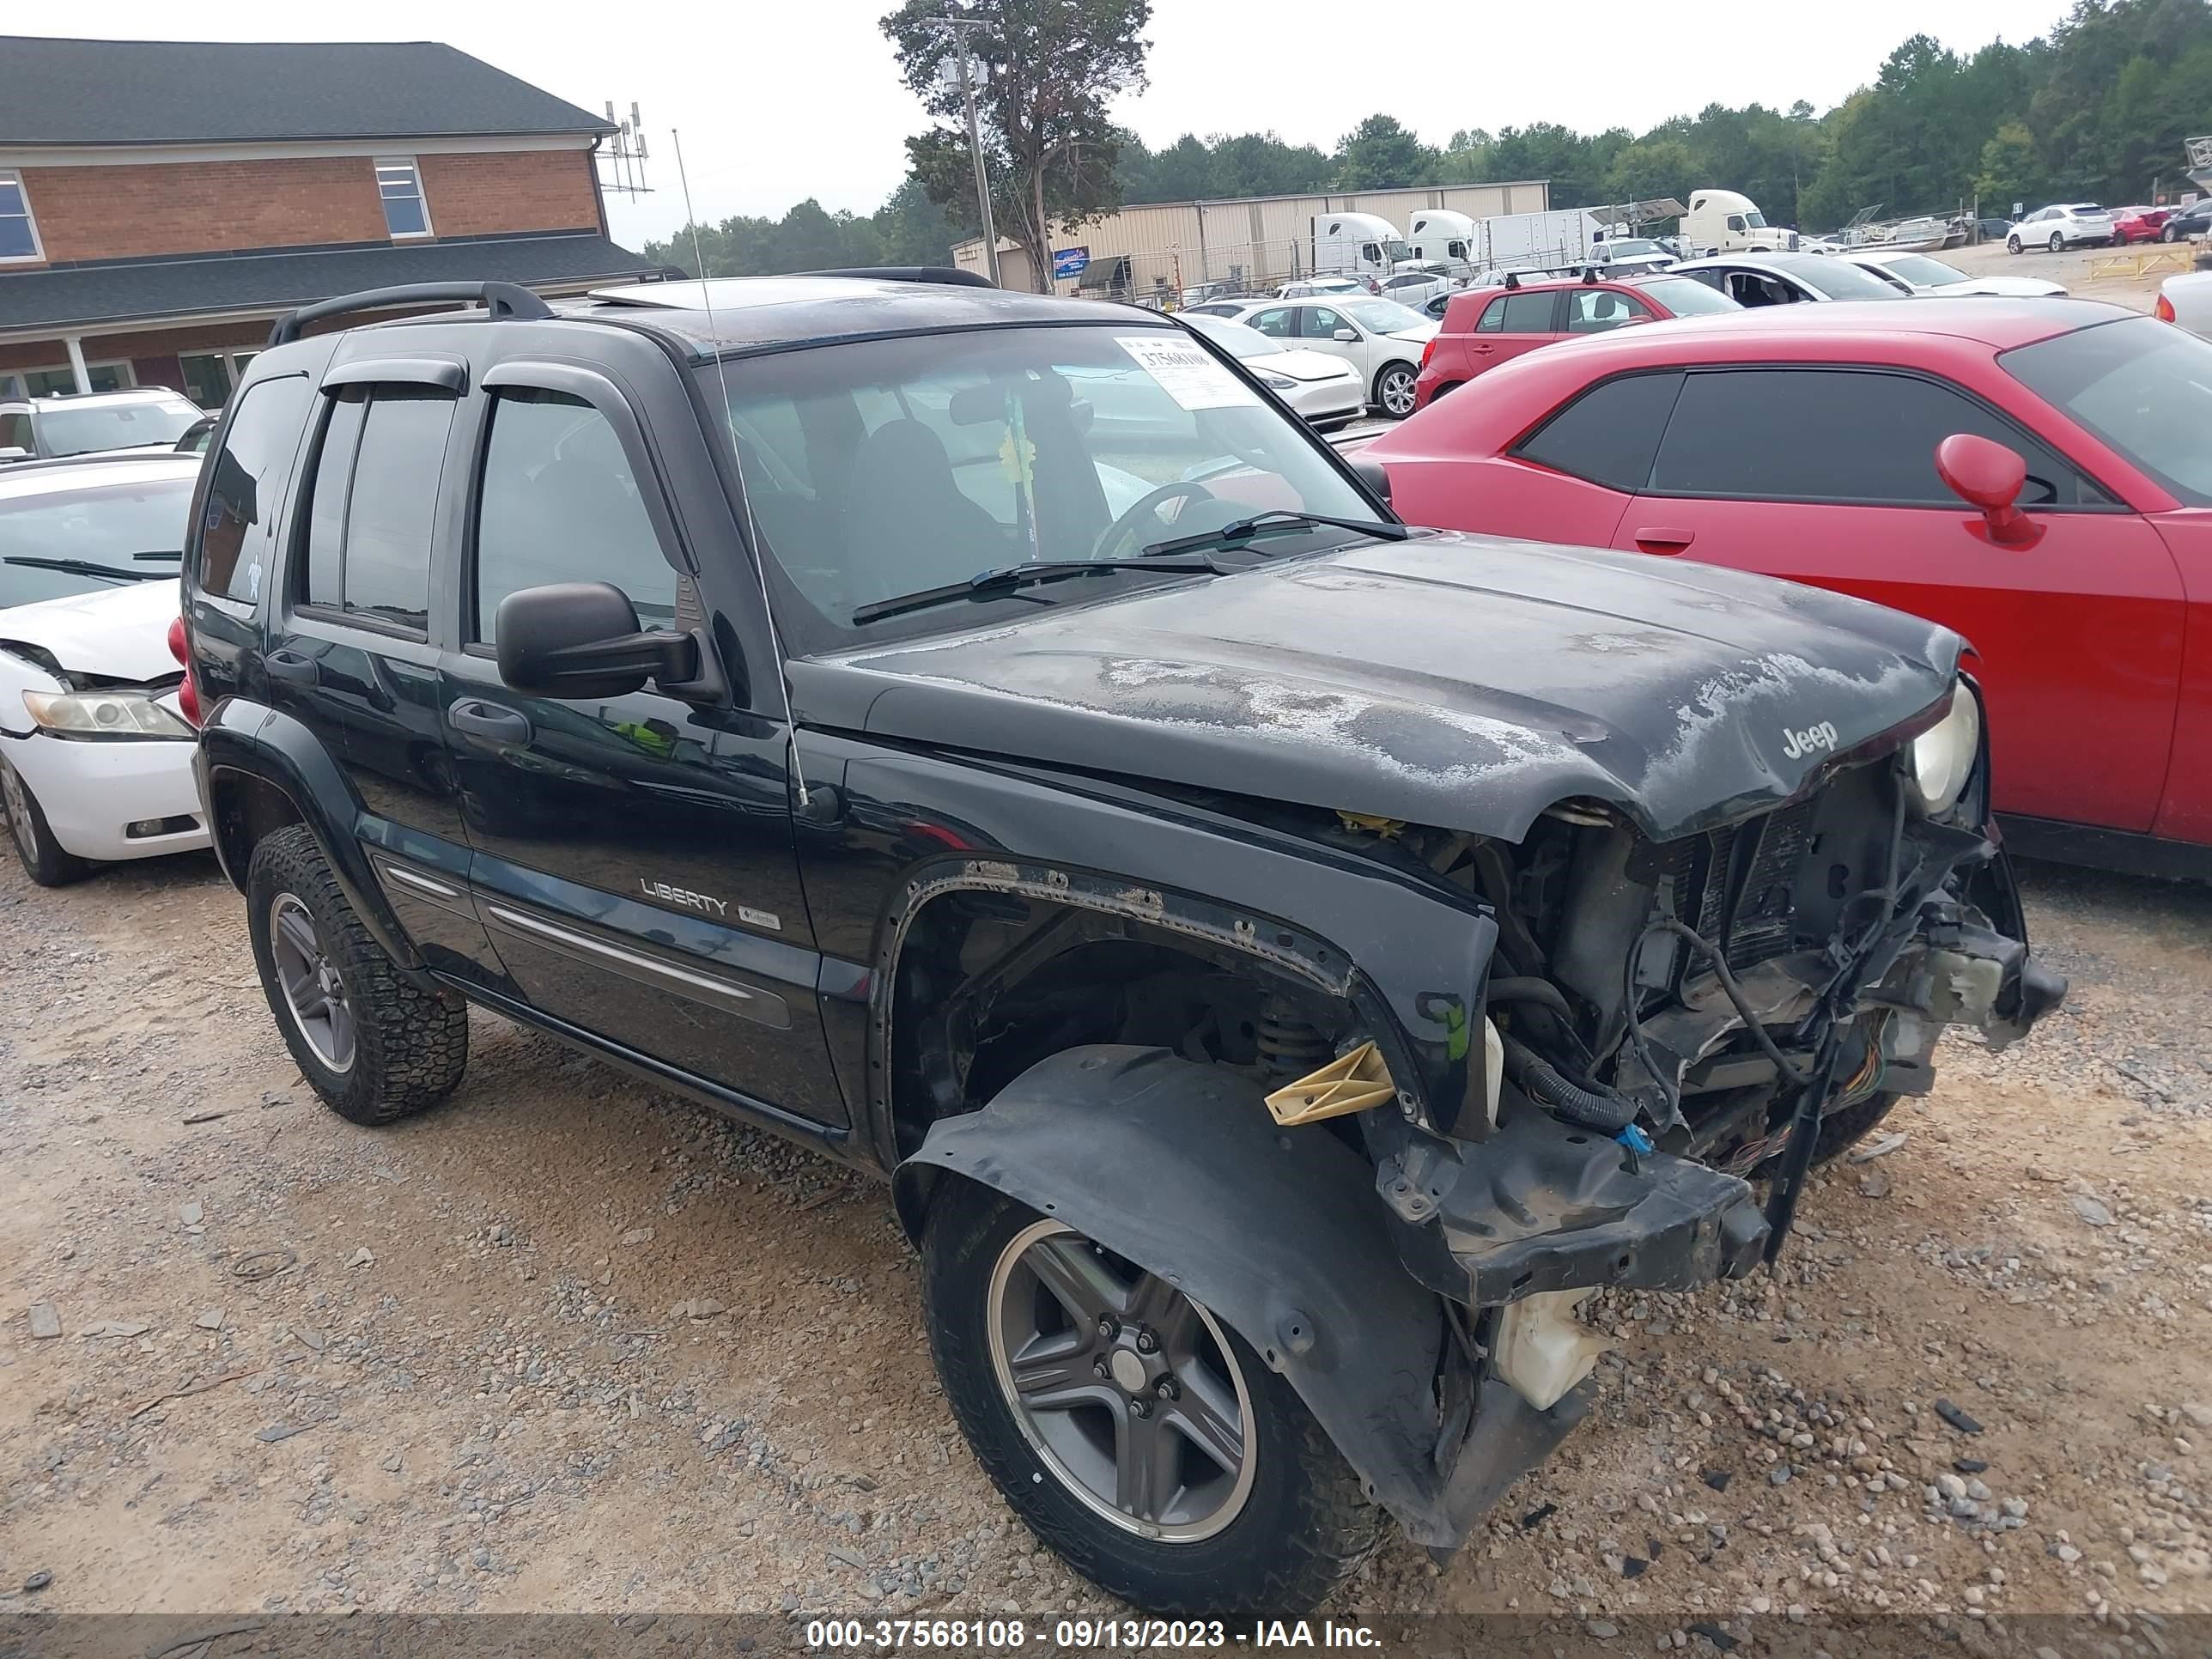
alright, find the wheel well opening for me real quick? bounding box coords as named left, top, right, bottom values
left=888, top=892, right=1358, bottom=1161
left=212, top=772, right=304, bottom=890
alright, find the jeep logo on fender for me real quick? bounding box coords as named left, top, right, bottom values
left=1780, top=720, right=1839, bottom=760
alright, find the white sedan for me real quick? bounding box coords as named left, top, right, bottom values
left=1216, top=296, right=1438, bottom=418
left=1180, top=313, right=1365, bottom=428
left=2158, top=270, right=2212, bottom=338
left=0, top=457, right=207, bottom=885
left=1839, top=248, right=2068, bottom=298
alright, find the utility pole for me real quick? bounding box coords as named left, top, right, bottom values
left=927, top=14, right=1001, bottom=286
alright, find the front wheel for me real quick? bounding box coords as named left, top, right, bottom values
left=2007, top=235, right=2023, bottom=255
left=2165, top=224, right=2184, bottom=243
left=1372, top=362, right=1419, bottom=420
left=2049, top=233, right=2065, bottom=252
left=1, top=757, right=90, bottom=887
left=921, top=1182, right=1381, bottom=1619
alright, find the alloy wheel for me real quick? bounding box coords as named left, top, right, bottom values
left=1378, top=368, right=1418, bottom=419
left=986, top=1219, right=1257, bottom=1542
left=2, top=763, right=35, bottom=864
left=269, top=891, right=356, bottom=1073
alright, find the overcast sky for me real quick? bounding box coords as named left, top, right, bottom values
left=21, top=1, right=2070, bottom=248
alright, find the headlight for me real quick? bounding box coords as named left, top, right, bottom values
left=1906, top=683, right=1980, bottom=814
left=21, top=688, right=193, bottom=739
left=1258, top=373, right=1297, bottom=390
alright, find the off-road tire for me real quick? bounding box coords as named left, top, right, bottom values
left=1, top=757, right=90, bottom=887
left=246, top=824, right=466, bottom=1125
left=1757, top=1091, right=1901, bottom=1178
left=921, top=1181, right=1382, bottom=1620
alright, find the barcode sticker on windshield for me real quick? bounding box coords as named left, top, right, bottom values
left=1115, top=335, right=1261, bottom=411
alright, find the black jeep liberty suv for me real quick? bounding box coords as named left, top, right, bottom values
left=180, top=270, right=2061, bottom=1618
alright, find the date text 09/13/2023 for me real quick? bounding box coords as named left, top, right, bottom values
left=805, top=1617, right=1383, bottom=1649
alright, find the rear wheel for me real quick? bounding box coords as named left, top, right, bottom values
left=921, top=1181, right=1381, bottom=1618
left=1373, top=362, right=1418, bottom=419
left=246, top=825, right=467, bottom=1125
left=1, top=757, right=90, bottom=887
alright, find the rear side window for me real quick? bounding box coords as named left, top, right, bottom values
left=298, top=385, right=455, bottom=633
left=1650, top=368, right=2095, bottom=507
left=1474, top=298, right=1507, bottom=333
left=1565, top=289, right=1651, bottom=333
left=472, top=388, right=678, bottom=645
left=1515, top=373, right=1685, bottom=491
left=197, top=374, right=312, bottom=603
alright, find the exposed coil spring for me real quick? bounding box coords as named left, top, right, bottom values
left=1256, top=1000, right=1331, bottom=1079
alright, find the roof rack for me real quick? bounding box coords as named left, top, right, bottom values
left=795, top=265, right=995, bottom=289
left=267, top=281, right=554, bottom=348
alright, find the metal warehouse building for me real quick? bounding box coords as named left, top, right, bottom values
left=953, top=178, right=1553, bottom=298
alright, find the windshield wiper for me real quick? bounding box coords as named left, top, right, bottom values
left=1139, top=508, right=1410, bottom=561
left=2, top=556, right=172, bottom=583
left=850, top=555, right=1235, bottom=627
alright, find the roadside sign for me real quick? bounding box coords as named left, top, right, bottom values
left=1052, top=246, right=1090, bottom=279
left=2013, top=202, right=2024, bottom=216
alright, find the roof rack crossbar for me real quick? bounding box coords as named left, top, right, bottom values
left=794, top=265, right=995, bottom=289
left=267, top=281, right=554, bottom=348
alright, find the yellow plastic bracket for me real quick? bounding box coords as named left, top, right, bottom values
left=1263, top=1041, right=1396, bottom=1127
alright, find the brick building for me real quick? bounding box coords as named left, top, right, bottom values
left=0, top=36, right=663, bottom=407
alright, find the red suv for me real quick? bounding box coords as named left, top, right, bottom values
left=1413, top=273, right=1741, bottom=410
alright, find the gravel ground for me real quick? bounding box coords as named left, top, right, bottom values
left=2, top=848, right=2209, bottom=1638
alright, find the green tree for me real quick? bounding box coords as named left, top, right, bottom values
left=1974, top=120, right=2039, bottom=208
left=1332, top=114, right=1437, bottom=190
left=882, top=0, right=1152, bottom=291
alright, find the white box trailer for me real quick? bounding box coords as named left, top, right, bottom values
left=1406, top=208, right=1601, bottom=280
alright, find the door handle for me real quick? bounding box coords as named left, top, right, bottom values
left=1632, top=526, right=1697, bottom=554
left=264, top=649, right=318, bottom=685
left=447, top=699, right=532, bottom=742
left=1472, top=343, right=1497, bottom=353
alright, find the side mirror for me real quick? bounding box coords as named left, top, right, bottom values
left=0, top=446, right=28, bottom=464
left=495, top=580, right=697, bottom=701
left=1936, top=433, right=2044, bottom=548
left=1332, top=327, right=1358, bottom=343
left=1351, top=455, right=1393, bottom=506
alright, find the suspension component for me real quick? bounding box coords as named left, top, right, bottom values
left=1255, top=996, right=1330, bottom=1079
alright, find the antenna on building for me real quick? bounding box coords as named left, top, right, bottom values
left=599, top=100, right=653, bottom=196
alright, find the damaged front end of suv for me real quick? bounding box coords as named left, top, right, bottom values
left=865, top=546, right=2061, bottom=1599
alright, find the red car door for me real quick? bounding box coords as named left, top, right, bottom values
left=1460, top=289, right=1568, bottom=381
left=1612, top=364, right=2185, bottom=831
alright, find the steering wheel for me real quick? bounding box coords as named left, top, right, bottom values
left=1091, top=481, right=1217, bottom=562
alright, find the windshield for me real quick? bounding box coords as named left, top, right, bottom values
left=37, top=398, right=202, bottom=458
left=1340, top=299, right=1429, bottom=335
left=704, top=325, right=1379, bottom=647
left=1602, top=240, right=1662, bottom=258
left=1635, top=276, right=1743, bottom=315
left=2002, top=316, right=2212, bottom=506
left=1383, top=239, right=1413, bottom=263
left=1879, top=254, right=1971, bottom=287
left=1796, top=258, right=1911, bottom=301
left=0, top=475, right=193, bottom=605
left=1744, top=210, right=1769, bottom=228
left=1181, top=315, right=1283, bottom=362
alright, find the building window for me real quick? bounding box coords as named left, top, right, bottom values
left=179, top=349, right=258, bottom=410
left=9, top=362, right=134, bottom=399
left=375, top=159, right=431, bottom=239
left=0, top=170, right=44, bottom=263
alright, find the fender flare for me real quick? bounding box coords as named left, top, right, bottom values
left=895, top=1044, right=1584, bottom=1548
left=197, top=703, right=428, bottom=975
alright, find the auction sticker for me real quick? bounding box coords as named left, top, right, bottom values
left=1115, top=335, right=1260, bottom=410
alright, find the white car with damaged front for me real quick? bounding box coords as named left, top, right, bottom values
left=1840, top=248, right=2068, bottom=298
left=1, top=580, right=205, bottom=884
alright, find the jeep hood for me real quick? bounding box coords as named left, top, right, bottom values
left=792, top=532, right=1963, bottom=843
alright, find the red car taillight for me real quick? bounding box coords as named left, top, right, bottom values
left=2156, top=293, right=2178, bottom=324
left=1419, top=338, right=1436, bottom=368
left=168, top=614, right=203, bottom=727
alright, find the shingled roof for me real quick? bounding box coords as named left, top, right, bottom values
left=0, top=37, right=615, bottom=147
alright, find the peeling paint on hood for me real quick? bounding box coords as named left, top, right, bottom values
left=791, top=532, right=1962, bottom=844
